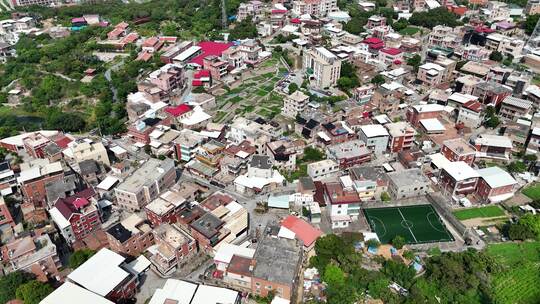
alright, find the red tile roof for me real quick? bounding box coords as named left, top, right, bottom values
left=271, top=9, right=287, bottom=13
left=165, top=104, right=193, bottom=117
left=136, top=51, right=153, bottom=62
left=463, top=100, right=483, bottom=112
left=381, top=47, right=402, bottom=56
left=363, top=37, right=383, bottom=44
left=192, top=80, right=203, bottom=86
left=190, top=41, right=233, bottom=66
left=142, top=37, right=159, bottom=47
left=194, top=70, right=211, bottom=79
left=290, top=18, right=301, bottom=24
left=55, top=136, right=72, bottom=148
left=282, top=215, right=322, bottom=247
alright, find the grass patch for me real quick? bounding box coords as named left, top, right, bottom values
left=487, top=242, right=540, bottom=304
left=243, top=105, right=255, bottom=113
left=213, top=111, right=227, bottom=122
left=256, top=89, right=269, bottom=97
left=229, top=96, right=242, bottom=104
left=522, top=183, right=540, bottom=200
left=399, top=26, right=420, bottom=36
left=453, top=206, right=505, bottom=220
left=257, top=108, right=271, bottom=117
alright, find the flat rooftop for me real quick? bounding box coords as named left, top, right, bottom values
left=116, top=158, right=174, bottom=193
left=253, top=231, right=302, bottom=285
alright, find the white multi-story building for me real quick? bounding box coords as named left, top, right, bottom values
left=63, top=139, right=111, bottom=166
left=303, top=47, right=341, bottom=89
left=359, top=124, right=390, bottom=155
left=307, top=159, right=339, bottom=180
left=292, top=0, right=338, bottom=17
left=282, top=91, right=310, bottom=118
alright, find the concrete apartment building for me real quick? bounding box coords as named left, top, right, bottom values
left=485, top=33, right=524, bottom=59
left=17, top=160, right=65, bottom=205
left=417, top=63, right=445, bottom=86
left=292, top=0, right=338, bottom=17
left=303, top=47, right=341, bottom=89
left=499, top=96, right=533, bottom=121
left=387, top=168, right=430, bottom=199
left=441, top=138, right=476, bottom=165
left=149, top=223, right=196, bottom=277
left=307, top=159, right=339, bottom=180
left=474, top=134, right=513, bottom=160
left=282, top=91, right=310, bottom=118
left=440, top=161, right=480, bottom=196
left=406, top=104, right=445, bottom=128
left=476, top=166, right=517, bottom=203
left=526, top=0, right=540, bottom=15
left=1, top=234, right=61, bottom=282
left=137, top=64, right=186, bottom=103
left=385, top=121, right=416, bottom=153
left=49, top=195, right=101, bottom=244
left=144, top=190, right=187, bottom=227
left=251, top=227, right=303, bottom=300
left=115, top=158, right=176, bottom=211
left=324, top=176, right=361, bottom=228
left=327, top=139, right=371, bottom=169
left=106, top=214, right=154, bottom=257
left=457, top=100, right=485, bottom=128
left=359, top=124, right=390, bottom=154
left=64, top=139, right=111, bottom=166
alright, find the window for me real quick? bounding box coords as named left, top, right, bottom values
left=266, top=285, right=273, bottom=290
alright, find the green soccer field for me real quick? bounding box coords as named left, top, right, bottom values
left=363, top=205, right=454, bottom=244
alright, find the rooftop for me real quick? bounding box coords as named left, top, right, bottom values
left=253, top=229, right=302, bottom=285
left=281, top=215, right=322, bottom=248
left=442, top=161, right=480, bottom=181
left=327, top=139, right=370, bottom=159
left=443, top=138, right=476, bottom=154
left=41, top=282, right=114, bottom=304
left=502, top=96, right=533, bottom=110
left=360, top=124, right=389, bottom=138
left=388, top=168, right=429, bottom=188
left=477, top=166, right=517, bottom=188
left=67, top=248, right=130, bottom=297
left=474, top=134, right=513, bottom=148
left=116, top=158, right=174, bottom=193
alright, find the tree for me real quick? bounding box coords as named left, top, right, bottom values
left=288, top=82, right=298, bottom=94
left=507, top=222, right=536, bottom=240
left=484, top=106, right=500, bottom=129
left=302, top=147, right=325, bottom=162
left=323, top=264, right=346, bottom=287
left=489, top=51, right=503, bottom=62
left=407, top=54, right=422, bottom=72
left=409, top=7, right=461, bottom=28
left=525, top=14, right=540, bottom=35
left=517, top=214, right=540, bottom=239
left=343, top=17, right=367, bottom=35
left=371, top=74, right=385, bottom=86
left=69, top=249, right=96, bottom=269
left=381, top=192, right=391, bottom=202
left=381, top=259, right=416, bottom=287
left=391, top=235, right=406, bottom=249
left=507, top=161, right=527, bottom=173
left=15, top=280, right=53, bottom=304
left=365, top=238, right=380, bottom=248
left=229, top=17, right=258, bottom=40
left=392, top=18, right=409, bottom=32
left=192, top=86, right=206, bottom=93
left=0, top=271, right=30, bottom=303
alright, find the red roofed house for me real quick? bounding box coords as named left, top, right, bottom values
left=165, top=104, right=193, bottom=121
left=136, top=51, right=153, bottom=62
left=362, top=37, right=384, bottom=51
left=107, top=22, right=129, bottom=40
left=49, top=190, right=101, bottom=244
left=281, top=215, right=322, bottom=251
left=378, top=47, right=403, bottom=66
left=192, top=69, right=212, bottom=88
left=142, top=36, right=164, bottom=53
left=189, top=41, right=233, bottom=67
left=324, top=177, right=361, bottom=229
left=457, top=100, right=485, bottom=128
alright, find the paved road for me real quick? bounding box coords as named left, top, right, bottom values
left=104, top=59, right=126, bottom=102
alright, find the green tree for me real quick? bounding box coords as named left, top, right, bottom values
left=391, top=235, right=406, bottom=249
left=288, top=82, right=298, bottom=94
left=69, top=249, right=96, bottom=269
left=302, top=147, right=325, bottom=162
left=371, top=74, right=385, bottom=86
left=517, top=214, right=540, bottom=239
left=407, top=54, right=422, bottom=72
left=15, top=280, right=53, bottom=304
left=381, top=192, right=391, bottom=202
left=229, top=17, right=258, bottom=40
left=0, top=271, right=30, bottom=303
left=507, top=161, right=527, bottom=173
left=489, top=51, right=503, bottom=62
left=392, top=18, right=409, bottom=31
left=409, top=7, right=460, bottom=28
left=525, top=14, right=540, bottom=35
left=365, top=238, right=380, bottom=248
left=323, top=264, right=346, bottom=287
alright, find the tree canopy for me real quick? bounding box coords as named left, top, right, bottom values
left=16, top=280, right=53, bottom=304
left=69, top=249, right=96, bottom=269
left=409, top=7, right=461, bottom=28
left=0, top=271, right=30, bottom=303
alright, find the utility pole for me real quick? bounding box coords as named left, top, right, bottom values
left=221, top=0, right=227, bottom=29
